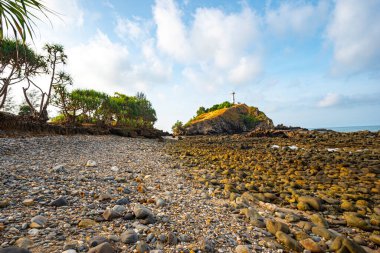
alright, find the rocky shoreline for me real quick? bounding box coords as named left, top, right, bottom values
left=0, top=132, right=379, bottom=253
left=166, top=131, right=380, bottom=253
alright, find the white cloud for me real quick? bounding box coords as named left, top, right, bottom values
left=153, top=0, right=262, bottom=87
left=67, top=31, right=130, bottom=93
left=115, top=17, right=150, bottom=41
left=317, top=93, right=340, bottom=107
left=153, top=0, right=191, bottom=61
left=326, top=0, right=380, bottom=75
left=228, top=57, right=261, bottom=84
left=266, top=1, right=329, bottom=36
left=191, top=7, right=260, bottom=69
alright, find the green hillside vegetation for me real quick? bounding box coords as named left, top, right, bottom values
left=186, top=101, right=233, bottom=126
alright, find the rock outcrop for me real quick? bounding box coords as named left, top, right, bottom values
left=184, top=104, right=273, bottom=135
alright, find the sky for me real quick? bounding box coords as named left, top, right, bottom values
left=22, top=0, right=380, bottom=131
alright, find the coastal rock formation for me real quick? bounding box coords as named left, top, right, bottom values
left=184, top=104, right=273, bottom=135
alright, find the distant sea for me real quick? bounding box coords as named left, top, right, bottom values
left=309, top=125, right=380, bottom=133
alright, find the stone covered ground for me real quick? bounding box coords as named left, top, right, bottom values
left=0, top=132, right=379, bottom=253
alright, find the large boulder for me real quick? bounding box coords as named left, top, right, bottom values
left=184, top=104, right=273, bottom=135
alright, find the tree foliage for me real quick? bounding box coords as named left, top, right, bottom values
left=0, top=0, right=52, bottom=42
left=52, top=89, right=157, bottom=128
left=22, top=43, right=69, bottom=121
left=172, top=120, right=184, bottom=136
left=0, top=38, right=45, bottom=109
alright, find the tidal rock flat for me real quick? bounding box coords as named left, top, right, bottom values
left=1, top=135, right=276, bottom=253
left=166, top=131, right=380, bottom=253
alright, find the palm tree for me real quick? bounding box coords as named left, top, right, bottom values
left=0, top=0, right=51, bottom=42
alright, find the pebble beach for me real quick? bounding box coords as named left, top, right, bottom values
left=0, top=132, right=379, bottom=253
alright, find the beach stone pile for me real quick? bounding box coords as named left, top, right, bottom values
left=166, top=131, right=380, bottom=252
left=1, top=135, right=277, bottom=253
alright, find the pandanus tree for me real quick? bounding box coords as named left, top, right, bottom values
left=0, top=0, right=51, bottom=42
left=0, top=38, right=45, bottom=109
left=23, top=43, right=69, bottom=121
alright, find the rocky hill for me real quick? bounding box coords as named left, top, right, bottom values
left=184, top=103, right=273, bottom=135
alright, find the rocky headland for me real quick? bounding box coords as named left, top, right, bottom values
left=183, top=104, right=273, bottom=135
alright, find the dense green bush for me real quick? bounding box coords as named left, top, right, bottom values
left=52, top=87, right=157, bottom=128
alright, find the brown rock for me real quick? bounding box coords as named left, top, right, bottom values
left=330, top=236, right=366, bottom=253
left=266, top=220, right=290, bottom=235
left=299, top=238, right=323, bottom=253
left=88, top=242, right=115, bottom=253
left=275, top=231, right=303, bottom=252
left=310, top=213, right=329, bottom=228
left=78, top=219, right=97, bottom=228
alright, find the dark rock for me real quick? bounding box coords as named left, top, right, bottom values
left=89, top=236, right=109, bottom=247
left=87, top=242, right=115, bottom=253
left=123, top=212, right=135, bottom=220
left=115, top=197, right=130, bottom=205
left=50, top=197, right=68, bottom=207
left=136, top=241, right=150, bottom=253
left=102, top=209, right=122, bottom=221
left=0, top=248, right=31, bottom=253
left=120, top=230, right=138, bottom=244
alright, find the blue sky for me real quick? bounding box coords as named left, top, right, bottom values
left=31, top=0, right=380, bottom=131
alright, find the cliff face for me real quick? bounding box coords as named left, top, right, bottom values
left=184, top=104, right=273, bottom=135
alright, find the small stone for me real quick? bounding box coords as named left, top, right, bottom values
left=235, top=245, right=250, bottom=253
left=78, top=219, right=97, bottom=228
left=133, top=205, right=155, bottom=224
left=200, top=238, right=214, bottom=252
left=299, top=238, right=322, bottom=253
left=86, top=160, right=97, bottom=167
left=110, top=166, right=119, bottom=172
left=63, top=241, right=78, bottom=250
left=27, top=228, right=39, bottom=236
left=62, top=250, right=77, bottom=253
left=22, top=199, right=34, bottom=206
left=115, top=197, right=130, bottom=205
left=136, top=241, right=150, bottom=253
left=108, top=235, right=119, bottom=242
left=112, top=205, right=126, bottom=214
left=50, top=197, right=68, bottom=207
left=0, top=223, right=4, bottom=231
left=123, top=212, right=135, bottom=220
left=52, top=164, right=66, bottom=173
left=15, top=237, right=33, bottom=249
left=156, top=198, right=165, bottom=207
left=103, top=209, right=122, bottom=221
left=0, top=200, right=9, bottom=208
left=120, top=230, right=138, bottom=244
left=89, top=236, right=108, bottom=247
left=98, top=193, right=112, bottom=201
left=167, top=232, right=178, bottom=245
left=88, top=242, right=115, bottom=253
left=30, top=215, right=47, bottom=228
